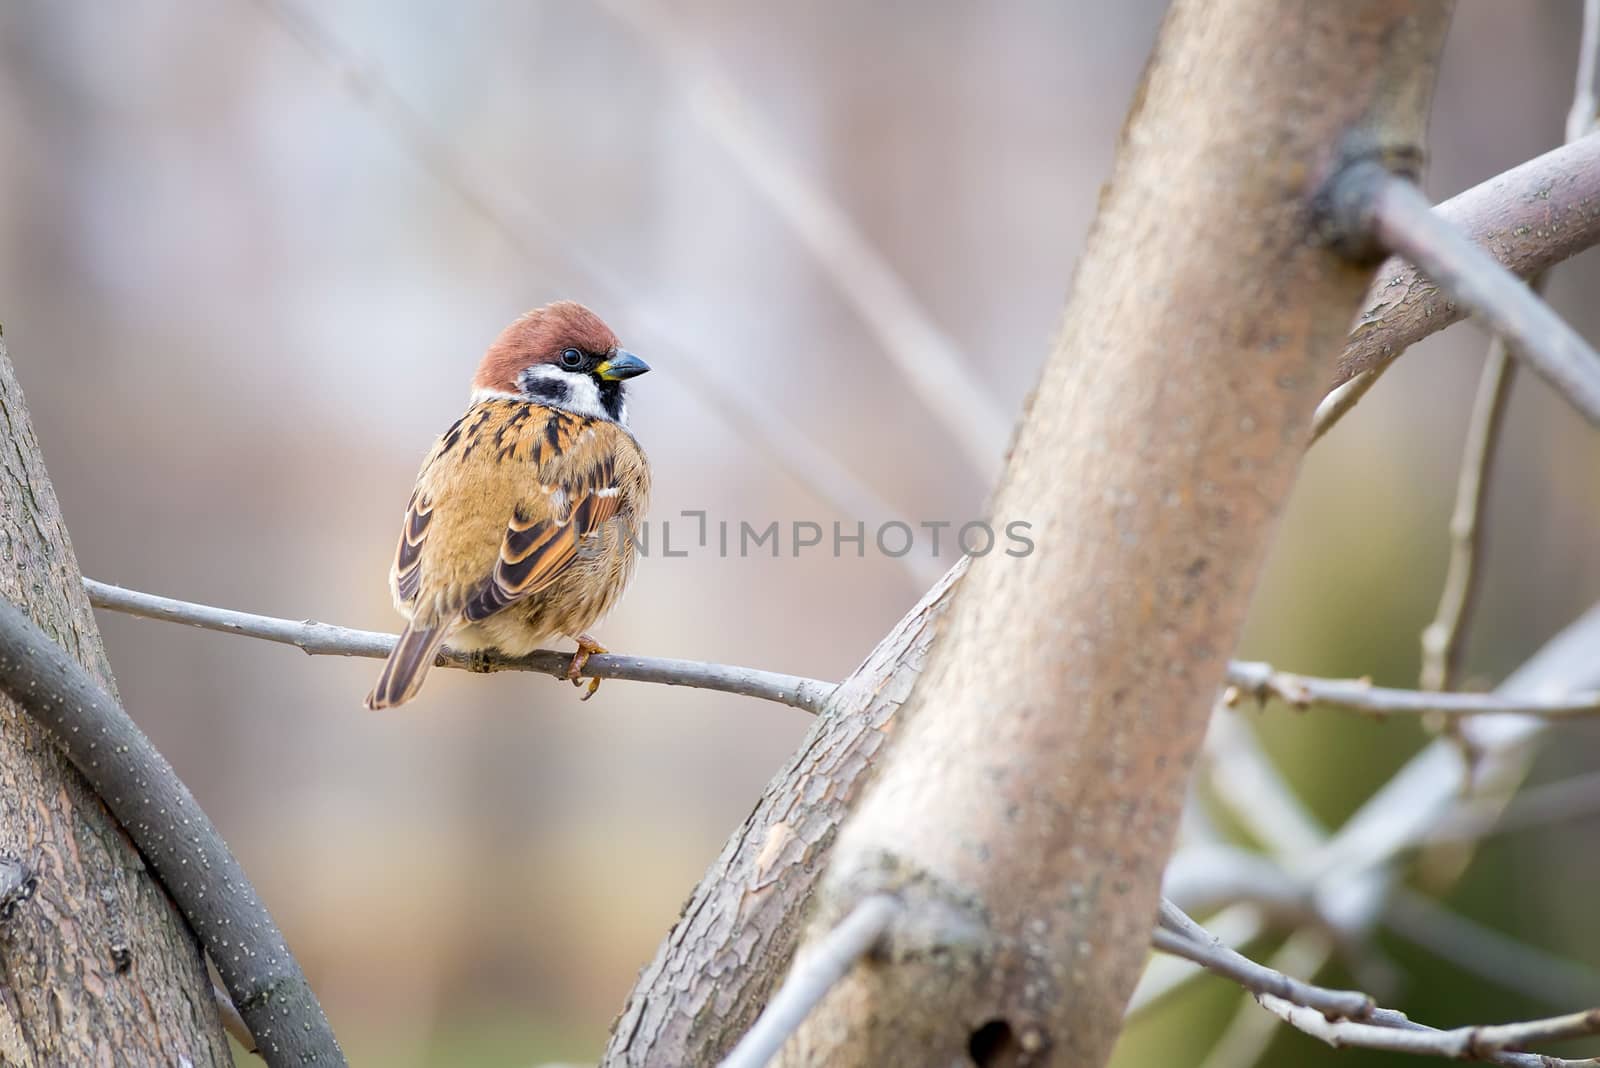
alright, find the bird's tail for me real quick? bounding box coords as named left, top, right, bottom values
left=365, top=622, right=451, bottom=710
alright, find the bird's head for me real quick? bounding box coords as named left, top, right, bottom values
left=473, top=301, right=650, bottom=425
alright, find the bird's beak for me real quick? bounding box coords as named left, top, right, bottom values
left=596, top=350, right=650, bottom=381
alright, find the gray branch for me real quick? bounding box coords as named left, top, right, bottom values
left=85, top=579, right=835, bottom=715
left=0, top=595, right=344, bottom=1067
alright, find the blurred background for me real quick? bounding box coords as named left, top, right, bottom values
left=3, top=2, right=1599, bottom=1065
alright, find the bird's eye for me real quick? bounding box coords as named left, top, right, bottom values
left=559, top=348, right=585, bottom=370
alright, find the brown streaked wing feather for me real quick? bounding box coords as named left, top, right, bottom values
left=393, top=490, right=433, bottom=604
left=461, top=417, right=631, bottom=624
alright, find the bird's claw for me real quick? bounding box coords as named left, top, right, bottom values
left=566, top=635, right=607, bottom=700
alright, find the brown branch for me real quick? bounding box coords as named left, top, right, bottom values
left=717, top=895, right=899, bottom=1068
left=1330, top=133, right=1600, bottom=390
left=602, top=561, right=964, bottom=1066
left=1419, top=328, right=1519, bottom=692
left=0, top=595, right=344, bottom=1066
left=0, top=344, right=239, bottom=1061
left=1343, top=167, right=1600, bottom=427
left=775, top=4, right=1454, bottom=1064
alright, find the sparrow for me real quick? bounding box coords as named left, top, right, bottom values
left=365, top=301, right=652, bottom=709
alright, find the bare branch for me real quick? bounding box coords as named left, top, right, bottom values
left=1331, top=133, right=1600, bottom=392
left=718, top=895, right=899, bottom=1068
left=1193, top=929, right=1335, bottom=1068
left=1154, top=900, right=1373, bottom=1020
left=1420, top=331, right=1518, bottom=692
left=1570, top=0, right=1600, bottom=143
left=598, top=0, right=1009, bottom=476
left=84, top=579, right=836, bottom=715
left=0, top=596, right=343, bottom=1067
left=1337, top=164, right=1600, bottom=428
left=1223, top=660, right=1600, bottom=721
left=1256, top=994, right=1597, bottom=1066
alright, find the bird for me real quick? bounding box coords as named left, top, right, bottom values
left=365, top=301, right=651, bottom=710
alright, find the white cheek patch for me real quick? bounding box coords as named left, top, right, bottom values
left=515, top=365, right=611, bottom=421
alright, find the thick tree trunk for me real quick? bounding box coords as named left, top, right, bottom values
left=777, top=3, right=1454, bottom=1066
left=0, top=340, right=230, bottom=1065
left=603, top=561, right=965, bottom=1066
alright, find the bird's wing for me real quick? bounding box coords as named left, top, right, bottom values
left=391, top=401, right=639, bottom=628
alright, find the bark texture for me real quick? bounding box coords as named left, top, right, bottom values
left=1336, top=133, right=1600, bottom=385
left=777, top=4, right=1454, bottom=1066
left=0, top=341, right=232, bottom=1063
left=603, top=561, right=964, bottom=1067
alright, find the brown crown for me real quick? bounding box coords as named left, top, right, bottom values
left=472, top=302, right=621, bottom=392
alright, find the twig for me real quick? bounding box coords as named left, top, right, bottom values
left=1338, top=162, right=1600, bottom=429
left=1318, top=135, right=1600, bottom=440
left=247, top=0, right=945, bottom=588
left=1570, top=0, right=1600, bottom=144
left=84, top=579, right=836, bottom=715
left=597, top=0, right=1009, bottom=477
left=717, top=894, right=898, bottom=1068
left=0, top=596, right=343, bottom=1067
left=1420, top=332, right=1519, bottom=692
left=1223, top=660, right=1600, bottom=721
left=94, top=578, right=1600, bottom=724
left=1193, top=929, right=1335, bottom=1068
left=1308, top=367, right=1381, bottom=445
left=1257, top=994, right=1597, bottom=1066
left=1154, top=899, right=1373, bottom=1020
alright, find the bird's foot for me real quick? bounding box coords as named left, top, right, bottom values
left=464, top=648, right=498, bottom=674
left=566, top=634, right=607, bottom=700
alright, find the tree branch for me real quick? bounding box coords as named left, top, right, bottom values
left=1336, top=164, right=1600, bottom=428
left=603, top=560, right=964, bottom=1067
left=1419, top=328, right=1519, bottom=692
left=0, top=596, right=343, bottom=1067
left=1154, top=900, right=1372, bottom=1020
left=1329, top=133, right=1600, bottom=391
left=1222, top=660, right=1600, bottom=721
left=717, top=895, right=899, bottom=1068
left=83, top=579, right=835, bottom=715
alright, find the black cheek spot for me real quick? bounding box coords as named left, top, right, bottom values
left=520, top=371, right=570, bottom=404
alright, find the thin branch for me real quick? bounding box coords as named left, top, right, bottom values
left=0, top=596, right=343, bottom=1067
left=1309, top=367, right=1381, bottom=445
left=248, top=0, right=945, bottom=588
left=1155, top=900, right=1373, bottom=1020
left=1570, top=0, right=1600, bottom=144
left=1193, top=929, right=1335, bottom=1068
left=597, top=0, right=1009, bottom=477
left=1319, top=134, right=1600, bottom=439
left=84, top=579, right=835, bottom=715
left=93, top=577, right=1600, bottom=723
left=1420, top=331, right=1519, bottom=692
left=1223, top=660, right=1600, bottom=721
left=1256, top=994, right=1597, bottom=1066
left=717, top=894, right=898, bottom=1068
left=1349, top=165, right=1600, bottom=429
